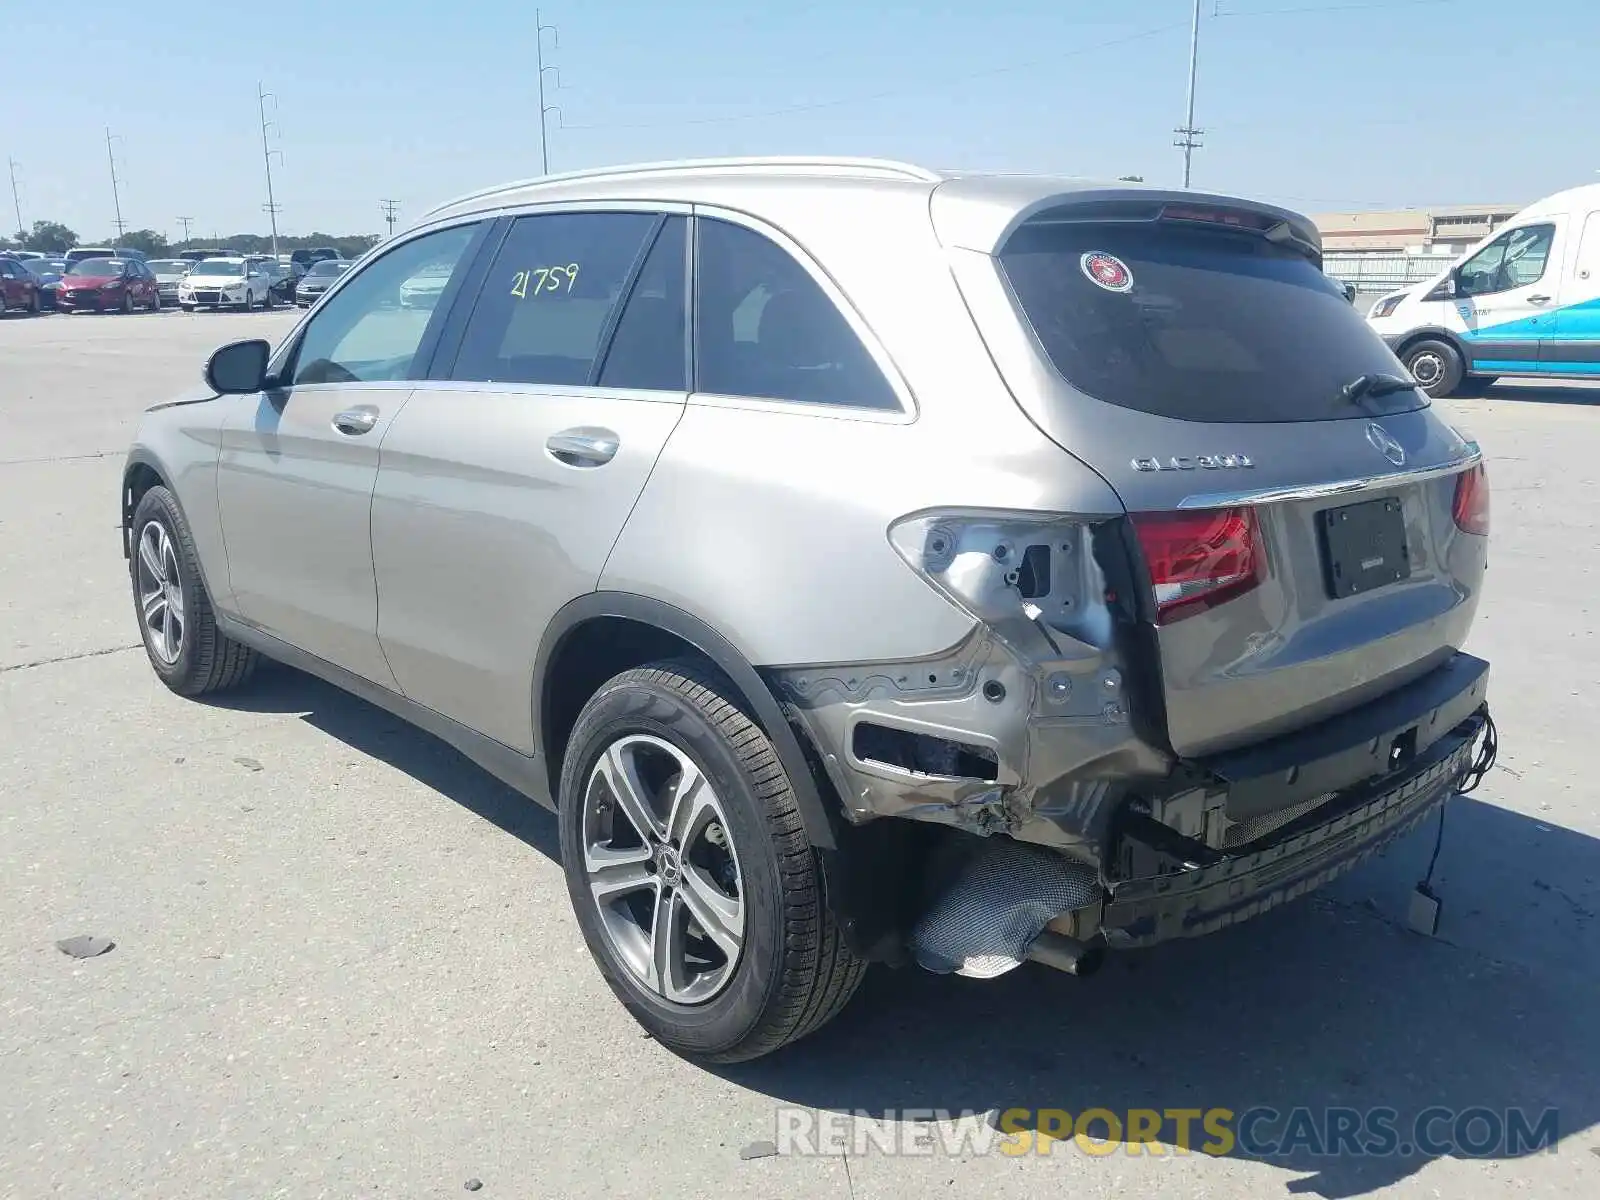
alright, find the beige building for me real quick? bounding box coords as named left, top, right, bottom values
left=1314, top=204, right=1525, bottom=256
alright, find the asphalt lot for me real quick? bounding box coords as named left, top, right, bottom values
left=2, top=308, right=1598, bottom=1199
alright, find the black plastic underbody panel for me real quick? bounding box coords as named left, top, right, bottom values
left=1101, top=710, right=1484, bottom=948
left=1198, top=651, right=1489, bottom=820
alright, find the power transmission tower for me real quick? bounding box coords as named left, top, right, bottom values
left=535, top=9, right=562, bottom=174
left=258, top=84, right=285, bottom=258
left=379, top=199, right=400, bottom=239
left=1174, top=0, right=1204, bottom=188
left=105, top=128, right=128, bottom=238
left=7, top=158, right=22, bottom=238
left=175, top=216, right=195, bottom=245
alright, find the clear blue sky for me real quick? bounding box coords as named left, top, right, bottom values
left=3, top=0, right=1594, bottom=241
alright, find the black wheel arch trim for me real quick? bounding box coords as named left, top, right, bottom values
left=535, top=591, right=838, bottom=852
left=1390, top=326, right=1472, bottom=369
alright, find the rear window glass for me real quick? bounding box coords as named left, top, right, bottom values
left=998, top=220, right=1427, bottom=423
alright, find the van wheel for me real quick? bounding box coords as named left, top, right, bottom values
left=558, top=661, right=866, bottom=1063
left=1401, top=339, right=1464, bottom=398
left=130, top=485, right=260, bottom=696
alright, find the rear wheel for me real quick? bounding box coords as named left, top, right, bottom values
left=558, top=661, right=865, bottom=1062
left=121, top=290, right=133, bottom=315
left=1400, top=338, right=1464, bottom=399
left=129, top=485, right=259, bottom=696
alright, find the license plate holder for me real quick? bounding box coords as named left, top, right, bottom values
left=1318, top=497, right=1411, bottom=599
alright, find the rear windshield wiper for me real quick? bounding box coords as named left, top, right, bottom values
left=1341, top=372, right=1420, bottom=407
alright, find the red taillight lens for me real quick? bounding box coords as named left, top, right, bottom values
left=1452, top=464, right=1490, bottom=535
left=1132, top=507, right=1264, bottom=624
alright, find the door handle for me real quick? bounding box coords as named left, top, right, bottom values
left=332, top=406, right=379, bottom=436
left=1527, top=294, right=1552, bottom=305
left=546, top=429, right=620, bottom=467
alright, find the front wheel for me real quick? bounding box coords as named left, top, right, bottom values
left=149, top=291, right=161, bottom=312
left=180, top=304, right=195, bottom=313
left=243, top=290, right=254, bottom=311
left=121, top=290, right=134, bottom=315
left=129, top=485, right=259, bottom=696
left=1400, top=338, right=1465, bottom=399
left=28, top=291, right=41, bottom=315
left=558, top=662, right=866, bottom=1063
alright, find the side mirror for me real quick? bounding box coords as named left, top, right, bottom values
left=1343, top=282, right=1358, bottom=303
left=205, top=338, right=271, bottom=395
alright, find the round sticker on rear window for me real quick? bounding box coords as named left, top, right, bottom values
left=1081, top=251, right=1133, bottom=293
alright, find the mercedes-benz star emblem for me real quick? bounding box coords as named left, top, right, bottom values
left=1366, top=421, right=1406, bottom=467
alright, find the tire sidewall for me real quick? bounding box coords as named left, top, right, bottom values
left=129, top=487, right=209, bottom=687
left=558, top=674, right=789, bottom=1055
left=1403, top=339, right=1463, bottom=398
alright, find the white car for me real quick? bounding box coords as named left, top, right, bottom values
left=177, top=257, right=274, bottom=312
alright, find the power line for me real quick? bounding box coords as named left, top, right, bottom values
left=259, top=83, right=284, bottom=259
left=535, top=9, right=561, bottom=173
left=1175, top=0, right=1204, bottom=187
left=379, top=199, right=400, bottom=238
left=7, top=159, right=22, bottom=237
left=563, top=21, right=1187, bottom=132
left=104, top=129, right=127, bottom=239
left=175, top=216, right=194, bottom=244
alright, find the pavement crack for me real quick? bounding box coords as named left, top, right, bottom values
left=841, top=1151, right=855, bottom=1199
left=0, top=644, right=142, bottom=674
left=0, top=450, right=121, bottom=468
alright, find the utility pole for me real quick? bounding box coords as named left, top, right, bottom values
left=105, top=128, right=127, bottom=238
left=7, top=158, right=22, bottom=239
left=175, top=216, right=194, bottom=246
left=1174, top=0, right=1204, bottom=188
left=258, top=84, right=284, bottom=259
left=379, top=199, right=400, bottom=239
left=535, top=9, right=561, bottom=174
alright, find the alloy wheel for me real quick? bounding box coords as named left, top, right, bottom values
left=581, top=734, right=746, bottom=1005
left=135, top=520, right=185, bottom=665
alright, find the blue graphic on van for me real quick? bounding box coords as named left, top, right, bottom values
left=1462, top=294, right=1600, bottom=342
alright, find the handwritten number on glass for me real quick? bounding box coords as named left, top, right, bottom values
left=510, top=264, right=580, bottom=299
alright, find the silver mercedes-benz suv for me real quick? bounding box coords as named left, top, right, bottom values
left=122, top=157, right=1494, bottom=1062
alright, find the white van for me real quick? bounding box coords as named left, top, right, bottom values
left=1367, top=182, right=1600, bottom=397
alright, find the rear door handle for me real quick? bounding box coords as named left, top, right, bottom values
left=1527, top=294, right=1552, bottom=305
left=332, top=405, right=379, bottom=436
left=546, top=428, right=620, bottom=467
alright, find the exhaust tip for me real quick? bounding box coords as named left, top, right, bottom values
left=1025, top=929, right=1107, bottom=978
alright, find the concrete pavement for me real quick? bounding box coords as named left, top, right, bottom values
left=2, top=309, right=1597, bottom=1198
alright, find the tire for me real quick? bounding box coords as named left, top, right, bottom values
left=149, top=291, right=161, bottom=312
left=129, top=485, right=259, bottom=697
left=28, top=291, right=40, bottom=315
left=181, top=304, right=195, bottom=313
left=1401, top=338, right=1464, bottom=398
left=558, top=661, right=865, bottom=1063
left=263, top=289, right=275, bottom=310
left=121, top=290, right=133, bottom=315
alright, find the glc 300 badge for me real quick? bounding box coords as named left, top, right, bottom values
left=1131, top=454, right=1255, bottom=472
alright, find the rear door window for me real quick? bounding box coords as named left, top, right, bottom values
left=694, top=218, right=899, bottom=410
left=447, top=212, right=659, bottom=386
left=998, top=219, right=1426, bottom=423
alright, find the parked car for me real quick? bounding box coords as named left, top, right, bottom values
left=397, top=261, right=452, bottom=309
left=64, top=245, right=148, bottom=266
left=57, top=257, right=160, bottom=312
left=121, top=158, right=1494, bottom=1063
left=309, top=246, right=341, bottom=263
left=251, top=257, right=300, bottom=305
left=293, top=257, right=352, bottom=306
left=178, top=248, right=234, bottom=264
left=0, top=256, right=43, bottom=315
left=178, top=257, right=274, bottom=311
left=21, top=257, right=67, bottom=309
left=7, top=249, right=47, bottom=264
left=1368, top=181, right=1600, bottom=397
left=147, top=259, right=194, bottom=306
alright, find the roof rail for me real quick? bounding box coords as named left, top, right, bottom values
left=421, top=156, right=942, bottom=220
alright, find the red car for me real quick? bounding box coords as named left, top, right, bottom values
left=0, top=257, right=42, bottom=315
left=56, top=257, right=161, bottom=314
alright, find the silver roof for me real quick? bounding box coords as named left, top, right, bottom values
left=418, top=156, right=1320, bottom=257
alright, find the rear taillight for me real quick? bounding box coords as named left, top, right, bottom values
left=1132, top=508, right=1264, bottom=624
left=1452, top=464, right=1490, bottom=535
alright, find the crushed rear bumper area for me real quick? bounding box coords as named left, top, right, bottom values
left=1101, top=706, right=1487, bottom=948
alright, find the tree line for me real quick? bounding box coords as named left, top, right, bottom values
left=2, top=220, right=380, bottom=260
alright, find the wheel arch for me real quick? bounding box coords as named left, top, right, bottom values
left=121, top=450, right=170, bottom=560
left=534, top=592, right=838, bottom=852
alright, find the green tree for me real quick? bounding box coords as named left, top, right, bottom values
left=20, top=220, right=77, bottom=253
left=115, top=229, right=170, bottom=255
